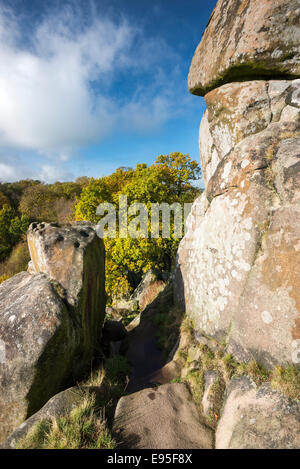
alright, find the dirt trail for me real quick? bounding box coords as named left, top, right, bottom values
left=113, top=312, right=214, bottom=449
left=125, top=314, right=166, bottom=393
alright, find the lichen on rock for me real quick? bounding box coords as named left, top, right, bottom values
left=0, top=222, right=106, bottom=442
left=188, top=0, right=300, bottom=96
left=175, top=0, right=300, bottom=369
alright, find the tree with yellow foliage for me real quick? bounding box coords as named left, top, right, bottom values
left=75, top=153, right=201, bottom=302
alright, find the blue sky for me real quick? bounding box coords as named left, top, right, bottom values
left=0, top=0, right=217, bottom=184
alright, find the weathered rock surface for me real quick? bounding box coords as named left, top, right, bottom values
left=27, top=222, right=103, bottom=306
left=27, top=221, right=106, bottom=364
left=113, top=383, right=213, bottom=449
left=199, top=79, right=300, bottom=185
left=216, top=376, right=300, bottom=449
left=176, top=108, right=300, bottom=366
left=131, top=269, right=167, bottom=312
left=112, top=269, right=167, bottom=313
left=0, top=223, right=106, bottom=441
left=175, top=0, right=300, bottom=368
left=0, top=273, right=76, bottom=441
left=188, top=0, right=300, bottom=96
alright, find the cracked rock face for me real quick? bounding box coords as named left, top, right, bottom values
left=175, top=0, right=300, bottom=368
left=0, top=223, right=106, bottom=441
left=188, top=0, right=300, bottom=96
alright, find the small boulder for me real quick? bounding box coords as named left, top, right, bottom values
left=113, top=383, right=213, bottom=449
left=112, top=270, right=167, bottom=314
left=131, top=270, right=167, bottom=312
left=216, top=376, right=300, bottom=449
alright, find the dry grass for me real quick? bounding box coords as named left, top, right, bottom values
left=271, top=365, right=300, bottom=400
left=176, top=329, right=299, bottom=403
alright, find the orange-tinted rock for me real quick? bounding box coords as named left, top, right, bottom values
left=113, top=383, right=213, bottom=449
left=200, top=79, right=300, bottom=186
left=188, top=0, right=300, bottom=96
left=132, top=270, right=167, bottom=312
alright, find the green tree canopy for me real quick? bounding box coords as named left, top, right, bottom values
left=75, top=153, right=201, bottom=302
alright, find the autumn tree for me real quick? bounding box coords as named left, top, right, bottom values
left=75, top=154, right=201, bottom=302
left=19, top=182, right=82, bottom=223
left=0, top=205, right=29, bottom=261
left=0, top=192, right=9, bottom=210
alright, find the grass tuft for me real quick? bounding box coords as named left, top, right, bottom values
left=17, top=392, right=116, bottom=449
left=186, top=369, right=204, bottom=404
left=271, top=365, right=300, bottom=400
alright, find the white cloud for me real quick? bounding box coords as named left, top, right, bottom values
left=0, top=155, right=74, bottom=183
left=0, top=163, right=16, bottom=180
left=39, top=164, right=74, bottom=182
left=0, top=2, right=190, bottom=182
left=0, top=5, right=133, bottom=151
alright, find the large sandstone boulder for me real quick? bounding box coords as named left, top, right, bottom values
left=113, top=383, right=213, bottom=449
left=175, top=0, right=300, bottom=369
left=216, top=376, right=300, bottom=449
left=0, top=223, right=105, bottom=441
left=199, top=79, right=300, bottom=185
left=188, top=0, right=300, bottom=96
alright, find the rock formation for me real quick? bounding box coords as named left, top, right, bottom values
left=188, top=0, right=300, bottom=96
left=175, top=0, right=300, bottom=369
left=112, top=269, right=167, bottom=314
left=216, top=376, right=300, bottom=449
left=0, top=222, right=105, bottom=441
left=113, top=383, right=213, bottom=449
